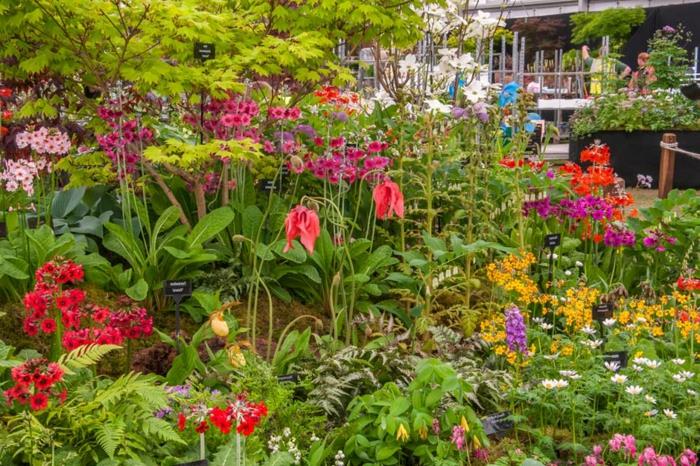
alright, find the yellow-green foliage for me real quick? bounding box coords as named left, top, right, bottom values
left=54, top=151, right=116, bottom=188
left=144, top=138, right=261, bottom=171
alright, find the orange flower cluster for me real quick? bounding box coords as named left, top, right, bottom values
left=606, top=192, right=635, bottom=208
left=678, top=276, right=700, bottom=292
left=580, top=144, right=611, bottom=165
left=498, top=156, right=544, bottom=171
left=560, top=162, right=616, bottom=196
left=314, top=86, right=359, bottom=109
left=559, top=144, right=623, bottom=196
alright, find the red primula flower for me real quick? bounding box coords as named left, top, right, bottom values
left=210, top=406, right=233, bottom=434
left=373, top=179, right=404, bottom=220
left=23, top=291, right=47, bottom=312
left=23, top=319, right=39, bottom=337
left=91, top=306, right=110, bottom=323
left=40, top=318, right=57, bottom=334
left=178, top=413, right=187, bottom=431
left=57, top=388, right=67, bottom=404
left=195, top=420, right=210, bottom=434
left=283, top=205, right=320, bottom=254
left=29, top=392, right=48, bottom=411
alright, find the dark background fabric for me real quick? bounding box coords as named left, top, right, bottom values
left=622, top=3, right=700, bottom=70
left=507, top=4, right=700, bottom=71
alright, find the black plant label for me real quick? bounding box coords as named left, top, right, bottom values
left=194, top=43, right=215, bottom=61
left=164, top=280, right=193, bottom=304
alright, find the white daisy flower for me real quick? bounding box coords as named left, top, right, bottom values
left=602, top=318, right=616, bottom=327
left=680, top=371, right=694, bottom=379
left=575, top=261, right=583, bottom=267
left=581, top=326, right=597, bottom=335
left=663, top=409, right=677, bottom=419
left=582, top=339, right=603, bottom=349
left=687, top=389, right=697, bottom=396
left=625, top=385, right=644, bottom=395
left=559, top=370, right=580, bottom=379
left=673, top=374, right=687, bottom=383
left=671, top=358, right=686, bottom=365
left=541, top=379, right=557, bottom=390
left=632, top=365, right=644, bottom=372
left=564, top=270, right=572, bottom=276
left=532, top=317, right=545, bottom=324
left=611, top=374, right=628, bottom=384
left=645, top=395, right=657, bottom=404
left=644, top=360, right=662, bottom=369
left=554, top=379, right=569, bottom=388
left=540, top=323, right=553, bottom=330
left=605, top=361, right=621, bottom=372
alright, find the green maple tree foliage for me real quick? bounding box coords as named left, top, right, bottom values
left=0, top=0, right=431, bottom=117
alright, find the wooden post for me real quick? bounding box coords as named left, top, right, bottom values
left=658, top=133, right=677, bottom=199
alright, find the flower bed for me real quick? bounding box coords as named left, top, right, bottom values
left=0, top=2, right=698, bottom=465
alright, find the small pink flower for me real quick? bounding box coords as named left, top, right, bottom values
left=450, top=426, right=465, bottom=451
left=367, top=140, right=383, bottom=153
left=285, top=107, right=301, bottom=120
left=268, top=107, right=286, bottom=120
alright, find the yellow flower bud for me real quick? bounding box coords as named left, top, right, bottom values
left=460, top=416, right=469, bottom=433
left=396, top=424, right=409, bottom=442
left=418, top=426, right=428, bottom=440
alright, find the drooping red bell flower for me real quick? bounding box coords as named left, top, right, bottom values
left=0, top=87, right=12, bottom=98
left=284, top=205, right=320, bottom=254
left=372, top=179, right=404, bottom=220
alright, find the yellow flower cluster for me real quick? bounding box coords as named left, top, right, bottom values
left=481, top=312, right=505, bottom=345
left=615, top=293, right=699, bottom=342
left=554, top=286, right=600, bottom=332
left=486, top=252, right=539, bottom=305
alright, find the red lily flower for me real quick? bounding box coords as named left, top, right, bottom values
left=284, top=205, right=320, bottom=254
left=373, top=179, right=404, bottom=220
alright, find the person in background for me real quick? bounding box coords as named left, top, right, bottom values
left=582, top=45, right=631, bottom=95
left=628, top=52, right=656, bottom=93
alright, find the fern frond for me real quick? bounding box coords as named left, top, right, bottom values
left=58, top=344, right=121, bottom=374
left=96, top=421, right=124, bottom=459
left=142, top=417, right=186, bottom=445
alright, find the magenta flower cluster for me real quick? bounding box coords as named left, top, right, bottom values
left=609, top=433, right=637, bottom=458
left=302, top=139, right=390, bottom=185
left=181, top=95, right=261, bottom=142
left=586, top=434, right=697, bottom=466
left=523, top=195, right=614, bottom=222
left=96, top=106, right=154, bottom=175
left=560, top=195, right=614, bottom=221
left=504, top=305, right=528, bottom=354
left=642, top=229, right=677, bottom=252
left=603, top=224, right=636, bottom=248
left=268, top=106, right=301, bottom=121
